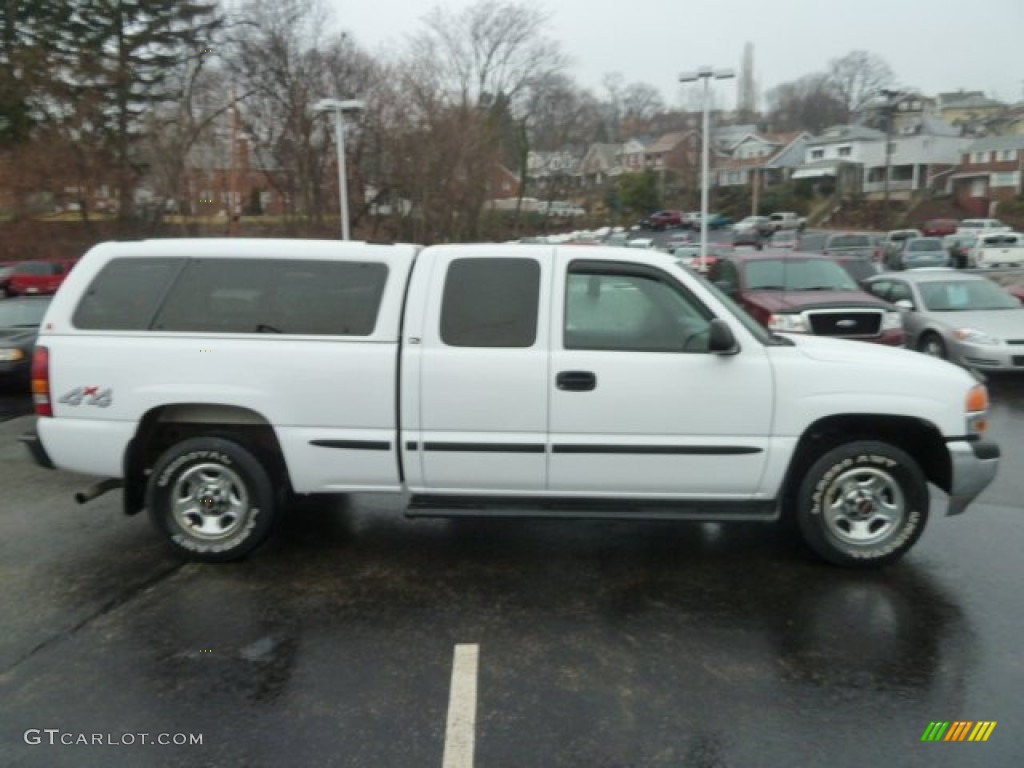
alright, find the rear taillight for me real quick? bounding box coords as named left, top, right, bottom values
left=32, top=345, right=52, bottom=417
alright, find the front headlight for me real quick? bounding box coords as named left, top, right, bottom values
left=881, top=311, right=902, bottom=331
left=768, top=313, right=808, bottom=333
left=0, top=348, right=25, bottom=362
left=953, top=328, right=999, bottom=345
left=966, top=384, right=990, bottom=436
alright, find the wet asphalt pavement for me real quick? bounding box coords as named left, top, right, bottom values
left=1, top=381, right=1023, bottom=767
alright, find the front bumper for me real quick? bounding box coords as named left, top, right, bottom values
left=946, top=439, right=1000, bottom=516
left=953, top=339, right=1024, bottom=370
left=19, top=429, right=55, bottom=470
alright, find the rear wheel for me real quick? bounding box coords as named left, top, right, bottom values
left=147, top=436, right=278, bottom=562
left=794, top=441, right=929, bottom=567
left=918, top=333, right=946, bottom=359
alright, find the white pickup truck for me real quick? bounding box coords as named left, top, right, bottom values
left=22, top=239, right=999, bottom=567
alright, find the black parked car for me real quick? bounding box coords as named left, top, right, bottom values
left=0, top=296, right=51, bottom=390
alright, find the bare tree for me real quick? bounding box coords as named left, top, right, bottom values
left=766, top=73, right=847, bottom=133
left=379, top=0, right=568, bottom=240
left=620, top=82, right=665, bottom=126
left=827, top=50, right=895, bottom=121
left=414, top=0, right=566, bottom=111
left=223, top=0, right=376, bottom=226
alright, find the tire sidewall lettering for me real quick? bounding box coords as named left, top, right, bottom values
left=169, top=505, right=262, bottom=553
left=798, top=442, right=928, bottom=566
left=156, top=451, right=233, bottom=488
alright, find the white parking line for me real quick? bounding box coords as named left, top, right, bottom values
left=442, top=643, right=479, bottom=768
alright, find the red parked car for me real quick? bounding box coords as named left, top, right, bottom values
left=644, top=209, right=684, bottom=230
left=5, top=260, right=76, bottom=297
left=922, top=218, right=959, bottom=237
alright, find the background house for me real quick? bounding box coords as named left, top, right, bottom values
left=792, top=125, right=886, bottom=194
left=526, top=149, right=583, bottom=192
left=714, top=131, right=809, bottom=188
left=861, top=122, right=971, bottom=200
left=643, top=131, right=698, bottom=171
left=938, top=90, right=1006, bottom=129
left=619, top=137, right=651, bottom=173
left=577, top=143, right=623, bottom=188
left=952, top=135, right=1024, bottom=217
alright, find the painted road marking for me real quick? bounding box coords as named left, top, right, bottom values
left=442, top=644, right=479, bottom=768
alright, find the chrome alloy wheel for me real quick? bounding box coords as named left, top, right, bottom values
left=171, top=462, right=250, bottom=540
left=823, top=467, right=905, bottom=547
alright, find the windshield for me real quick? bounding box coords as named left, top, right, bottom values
left=918, top=280, right=1020, bottom=311
left=837, top=259, right=880, bottom=282
left=907, top=239, right=943, bottom=252
left=690, top=269, right=778, bottom=345
left=0, top=299, right=50, bottom=327
left=827, top=235, right=872, bottom=249
left=980, top=235, right=1021, bottom=247
left=745, top=259, right=858, bottom=291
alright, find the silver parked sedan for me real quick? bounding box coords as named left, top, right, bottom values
left=864, top=270, right=1024, bottom=370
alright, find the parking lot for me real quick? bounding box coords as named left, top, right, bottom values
left=1, top=370, right=1023, bottom=767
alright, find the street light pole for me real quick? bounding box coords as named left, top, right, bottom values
left=680, top=67, right=735, bottom=260
left=314, top=98, right=366, bottom=240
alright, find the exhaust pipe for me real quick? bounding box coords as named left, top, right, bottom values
left=75, top=478, right=124, bottom=505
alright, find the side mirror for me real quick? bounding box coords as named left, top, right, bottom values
left=708, top=318, right=739, bottom=355
left=894, top=299, right=914, bottom=311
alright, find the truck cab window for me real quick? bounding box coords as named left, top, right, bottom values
left=564, top=268, right=712, bottom=352
left=440, top=257, right=540, bottom=347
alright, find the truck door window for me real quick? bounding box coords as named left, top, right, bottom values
left=440, top=257, right=540, bottom=347
left=564, top=267, right=712, bottom=352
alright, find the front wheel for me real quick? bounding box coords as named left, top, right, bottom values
left=147, top=436, right=278, bottom=562
left=794, top=441, right=929, bottom=567
left=919, top=333, right=947, bottom=359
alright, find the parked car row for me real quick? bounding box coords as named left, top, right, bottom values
left=643, top=209, right=736, bottom=231
left=0, top=296, right=52, bottom=389
left=696, top=244, right=1024, bottom=373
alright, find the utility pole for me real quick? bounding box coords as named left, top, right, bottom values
left=751, top=167, right=760, bottom=216
left=880, top=89, right=900, bottom=231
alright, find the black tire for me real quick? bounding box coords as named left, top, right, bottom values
left=147, top=436, right=278, bottom=562
left=918, top=333, right=947, bottom=359
left=794, top=440, right=929, bottom=567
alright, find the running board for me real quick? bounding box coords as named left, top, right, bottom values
left=406, top=495, right=778, bottom=522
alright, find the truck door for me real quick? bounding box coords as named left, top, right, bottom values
left=548, top=255, right=773, bottom=497
left=402, top=246, right=552, bottom=493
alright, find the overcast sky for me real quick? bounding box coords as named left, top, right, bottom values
left=330, top=0, right=1023, bottom=107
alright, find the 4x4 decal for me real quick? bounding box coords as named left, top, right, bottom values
left=59, top=386, right=113, bottom=408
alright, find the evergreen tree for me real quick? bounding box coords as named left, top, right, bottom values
left=63, top=0, right=223, bottom=219
left=0, top=0, right=71, bottom=145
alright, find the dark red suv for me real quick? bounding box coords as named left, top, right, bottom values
left=707, top=251, right=905, bottom=346
left=644, top=209, right=684, bottom=230
left=5, top=260, right=76, bottom=297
